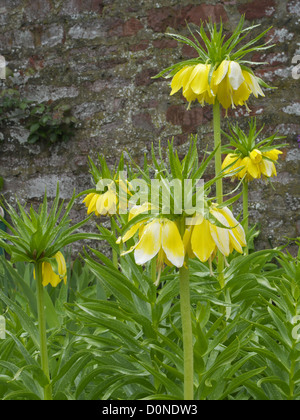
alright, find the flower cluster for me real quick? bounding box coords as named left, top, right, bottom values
left=171, top=60, right=264, bottom=110
left=83, top=182, right=117, bottom=216
left=118, top=202, right=246, bottom=270
left=222, top=148, right=282, bottom=181
left=153, top=16, right=273, bottom=112
left=221, top=118, right=285, bottom=182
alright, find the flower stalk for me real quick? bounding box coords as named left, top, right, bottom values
left=178, top=217, right=193, bottom=400
left=34, top=262, right=52, bottom=400
left=242, top=180, right=249, bottom=255
left=213, top=100, right=225, bottom=288
left=179, top=263, right=194, bottom=400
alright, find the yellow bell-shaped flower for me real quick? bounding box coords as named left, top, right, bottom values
left=222, top=148, right=283, bottom=182
left=82, top=185, right=117, bottom=217
left=34, top=251, right=67, bottom=288
left=121, top=218, right=185, bottom=268
left=211, top=60, right=264, bottom=110
left=185, top=206, right=246, bottom=263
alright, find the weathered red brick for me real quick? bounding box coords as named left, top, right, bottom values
left=147, top=7, right=175, bottom=32
left=181, top=4, right=228, bottom=25
left=238, top=0, right=276, bottom=20
left=108, top=18, right=124, bottom=37
left=129, top=40, right=149, bottom=52
left=153, top=39, right=177, bottom=49
left=132, top=113, right=154, bottom=131
left=135, top=68, right=158, bottom=86
left=123, top=18, right=143, bottom=37
left=166, top=105, right=207, bottom=132
left=147, top=4, right=228, bottom=32
left=182, top=107, right=207, bottom=132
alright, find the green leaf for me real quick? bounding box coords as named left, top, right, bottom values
left=0, top=291, right=39, bottom=348
left=29, top=123, right=40, bottom=133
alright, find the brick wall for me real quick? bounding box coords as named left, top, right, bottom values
left=0, top=0, right=299, bottom=252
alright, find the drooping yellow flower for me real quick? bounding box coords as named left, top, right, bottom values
left=117, top=202, right=152, bottom=244
left=169, top=60, right=265, bottom=110
left=211, top=60, right=264, bottom=110
left=34, top=251, right=67, bottom=287
left=221, top=153, right=244, bottom=178
left=222, top=148, right=283, bottom=181
left=170, top=63, right=215, bottom=108
left=121, top=218, right=185, bottom=268
left=185, top=206, right=246, bottom=263
left=83, top=184, right=117, bottom=216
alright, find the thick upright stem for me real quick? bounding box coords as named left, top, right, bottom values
left=213, top=100, right=223, bottom=205
left=213, top=100, right=224, bottom=287
left=110, top=218, right=118, bottom=269
left=179, top=264, right=194, bottom=400
left=35, top=262, right=52, bottom=400
left=242, top=180, right=249, bottom=255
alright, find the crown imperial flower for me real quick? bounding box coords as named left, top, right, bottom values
left=221, top=119, right=286, bottom=182
left=120, top=215, right=185, bottom=269
left=153, top=16, right=273, bottom=111
left=34, top=251, right=67, bottom=288
left=184, top=206, right=246, bottom=263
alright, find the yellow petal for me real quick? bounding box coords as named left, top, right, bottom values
left=134, top=220, right=162, bottom=265
left=263, top=149, right=282, bottom=161
left=228, top=61, right=245, bottom=91
left=170, top=66, right=195, bottom=95
left=242, top=156, right=261, bottom=179
left=183, top=227, right=195, bottom=259
left=200, top=89, right=216, bottom=105
left=250, top=149, right=262, bottom=164
left=191, top=219, right=216, bottom=262
left=222, top=153, right=242, bottom=175
left=128, top=202, right=151, bottom=221
left=42, top=261, right=59, bottom=287
left=218, top=207, right=246, bottom=247
left=161, top=220, right=184, bottom=268
left=260, top=158, right=276, bottom=177
left=217, top=207, right=246, bottom=253
left=82, top=193, right=95, bottom=207
left=56, top=251, right=67, bottom=284
left=122, top=221, right=144, bottom=243
left=232, top=81, right=251, bottom=106
left=182, top=86, right=198, bottom=103
left=212, top=60, right=230, bottom=86
left=41, top=262, right=52, bottom=287
left=243, top=71, right=265, bottom=98
left=209, top=210, right=230, bottom=256
left=170, top=66, right=189, bottom=95
left=214, top=75, right=232, bottom=109
left=87, top=193, right=99, bottom=215
left=189, top=64, right=210, bottom=95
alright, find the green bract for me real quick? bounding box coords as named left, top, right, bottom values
left=0, top=183, right=100, bottom=264
left=153, top=15, right=274, bottom=87
left=222, top=118, right=287, bottom=158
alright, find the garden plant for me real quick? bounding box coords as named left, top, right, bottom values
left=0, top=16, right=299, bottom=401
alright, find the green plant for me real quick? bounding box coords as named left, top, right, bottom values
left=26, top=103, right=77, bottom=144
left=0, top=89, right=77, bottom=144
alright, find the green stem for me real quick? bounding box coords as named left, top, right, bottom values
left=213, top=100, right=223, bottom=205
left=213, top=100, right=224, bottom=287
left=151, top=256, right=157, bottom=284
left=110, top=218, right=118, bottom=269
left=112, top=247, right=118, bottom=269
left=35, top=262, right=52, bottom=400
left=179, top=264, right=194, bottom=400
left=242, top=180, right=249, bottom=255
